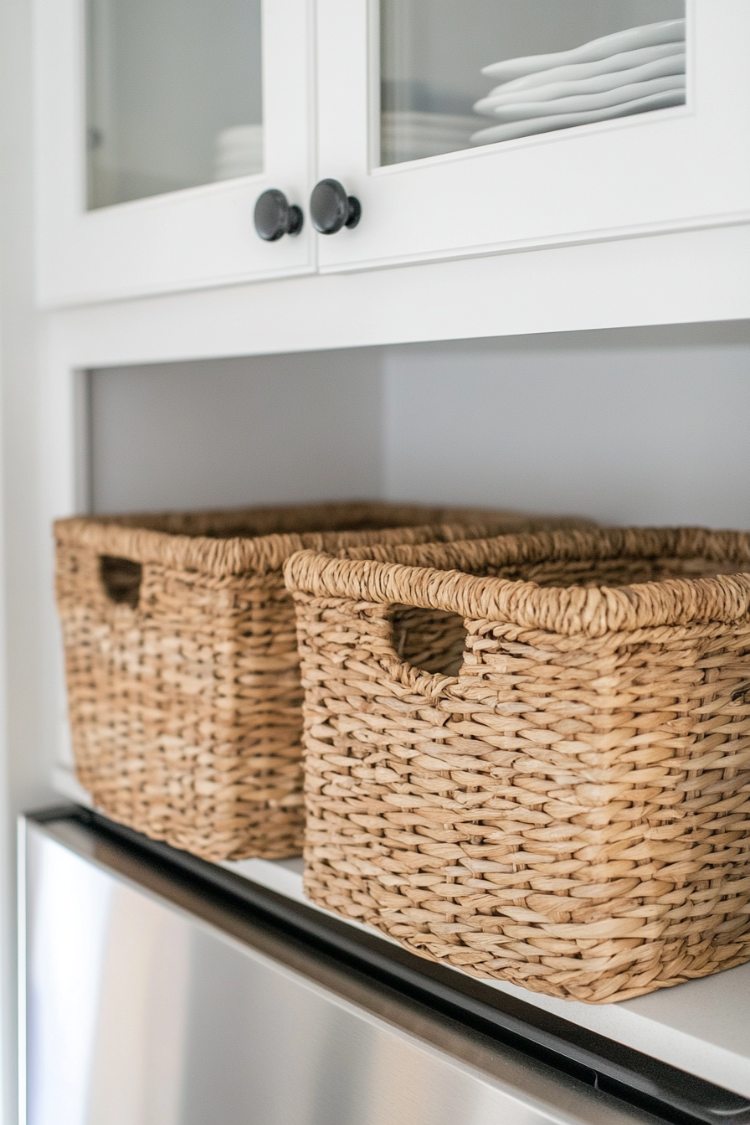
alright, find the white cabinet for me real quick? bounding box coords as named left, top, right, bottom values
left=10, top=3, right=750, bottom=1123
left=316, top=0, right=750, bottom=273
left=35, top=0, right=750, bottom=307
left=35, top=0, right=314, bottom=305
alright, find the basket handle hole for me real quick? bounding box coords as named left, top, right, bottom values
left=390, top=605, right=467, bottom=678
left=99, top=556, right=142, bottom=608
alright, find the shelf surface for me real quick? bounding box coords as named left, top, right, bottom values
left=53, top=765, right=750, bottom=1099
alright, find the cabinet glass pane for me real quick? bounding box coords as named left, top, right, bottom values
left=86, top=0, right=263, bottom=209
left=379, top=0, right=686, bottom=167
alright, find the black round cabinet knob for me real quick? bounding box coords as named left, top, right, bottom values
left=310, top=178, right=361, bottom=234
left=254, top=189, right=303, bottom=241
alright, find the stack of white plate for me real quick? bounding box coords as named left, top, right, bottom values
left=381, top=110, right=477, bottom=163
left=472, top=18, right=685, bottom=146
left=213, top=124, right=263, bottom=181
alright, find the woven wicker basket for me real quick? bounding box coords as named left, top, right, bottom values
left=285, top=527, right=750, bottom=1003
left=54, top=501, right=579, bottom=862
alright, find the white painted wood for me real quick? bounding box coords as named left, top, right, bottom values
left=1, top=0, right=61, bottom=1119
left=40, top=221, right=750, bottom=367
left=36, top=0, right=750, bottom=308
left=39, top=350, right=92, bottom=780
left=35, top=0, right=315, bottom=306
left=0, top=312, right=9, bottom=1125
left=316, top=0, right=750, bottom=272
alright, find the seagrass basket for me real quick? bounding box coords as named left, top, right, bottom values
left=54, top=501, right=579, bottom=862
left=285, top=527, right=750, bottom=1003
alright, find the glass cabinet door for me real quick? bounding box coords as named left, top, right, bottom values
left=379, top=1, right=685, bottom=167
left=85, top=0, right=264, bottom=209
left=316, top=0, right=750, bottom=274
left=37, top=0, right=313, bottom=305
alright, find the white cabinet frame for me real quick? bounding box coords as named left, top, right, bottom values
left=316, top=0, right=750, bottom=273
left=35, top=0, right=315, bottom=306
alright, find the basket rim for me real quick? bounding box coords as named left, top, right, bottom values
left=284, top=526, right=750, bottom=636
left=53, top=500, right=548, bottom=577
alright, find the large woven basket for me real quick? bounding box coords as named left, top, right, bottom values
left=285, top=527, right=750, bottom=1003
left=54, top=501, right=579, bottom=862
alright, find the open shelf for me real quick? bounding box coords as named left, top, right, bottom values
left=48, top=321, right=750, bottom=1103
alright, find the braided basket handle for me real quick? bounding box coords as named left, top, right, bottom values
left=287, top=550, right=477, bottom=699
left=292, top=586, right=467, bottom=701
left=98, top=554, right=143, bottom=610
left=381, top=602, right=468, bottom=696
left=55, top=530, right=145, bottom=620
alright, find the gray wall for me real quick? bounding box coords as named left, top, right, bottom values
left=90, top=351, right=384, bottom=512
left=383, top=325, right=750, bottom=527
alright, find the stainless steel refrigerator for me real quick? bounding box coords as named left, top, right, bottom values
left=21, top=809, right=750, bottom=1125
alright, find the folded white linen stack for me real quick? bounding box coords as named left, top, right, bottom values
left=213, top=124, right=263, bottom=181
left=472, top=18, right=686, bottom=146
left=381, top=110, right=478, bottom=163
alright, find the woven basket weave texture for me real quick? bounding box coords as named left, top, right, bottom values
left=285, top=527, right=750, bottom=1003
left=54, top=501, right=578, bottom=861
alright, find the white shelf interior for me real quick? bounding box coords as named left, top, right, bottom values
left=88, top=323, right=750, bottom=525
left=53, top=321, right=750, bottom=1100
